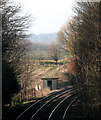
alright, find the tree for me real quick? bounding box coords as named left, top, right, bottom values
left=57, top=25, right=69, bottom=52
left=2, top=60, right=20, bottom=105
left=2, top=0, right=31, bottom=61
left=48, top=42, right=62, bottom=64
left=72, top=2, right=101, bottom=110
left=58, top=1, right=101, bottom=117
left=1, top=0, right=32, bottom=105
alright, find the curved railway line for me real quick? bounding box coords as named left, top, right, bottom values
left=48, top=95, right=78, bottom=120
left=16, top=86, right=78, bottom=120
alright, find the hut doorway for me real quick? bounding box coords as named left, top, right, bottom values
left=47, top=81, right=52, bottom=90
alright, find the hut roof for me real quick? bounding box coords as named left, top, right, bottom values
left=41, top=77, right=58, bottom=80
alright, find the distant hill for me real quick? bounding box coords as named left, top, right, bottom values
left=28, top=33, right=57, bottom=43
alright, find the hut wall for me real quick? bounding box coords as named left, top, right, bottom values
left=52, top=80, right=58, bottom=90
left=43, top=80, right=47, bottom=88
left=42, top=78, right=58, bottom=90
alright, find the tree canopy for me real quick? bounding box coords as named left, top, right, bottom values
left=1, top=0, right=32, bottom=105
left=58, top=1, right=101, bottom=116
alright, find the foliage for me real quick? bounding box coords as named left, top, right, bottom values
left=1, top=0, right=32, bottom=105
left=2, top=60, right=20, bottom=105
left=58, top=1, right=101, bottom=116
left=73, top=2, right=100, bottom=110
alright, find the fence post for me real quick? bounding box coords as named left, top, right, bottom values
left=34, top=88, right=36, bottom=97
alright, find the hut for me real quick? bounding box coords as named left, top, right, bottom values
left=41, top=78, right=58, bottom=90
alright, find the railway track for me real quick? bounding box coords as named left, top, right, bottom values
left=16, top=86, right=77, bottom=120
left=48, top=95, right=78, bottom=120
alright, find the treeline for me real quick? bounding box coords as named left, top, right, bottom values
left=27, top=41, right=67, bottom=62
left=27, top=42, right=50, bottom=60
left=58, top=1, right=101, bottom=117
left=2, top=0, right=34, bottom=106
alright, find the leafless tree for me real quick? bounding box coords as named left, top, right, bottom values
left=58, top=1, right=101, bottom=116
left=1, top=0, right=33, bottom=104
left=48, top=42, right=62, bottom=64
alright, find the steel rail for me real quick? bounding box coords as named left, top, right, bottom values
left=16, top=86, right=74, bottom=120
left=62, top=96, right=78, bottom=120
left=48, top=92, right=77, bottom=120
left=30, top=90, right=75, bottom=120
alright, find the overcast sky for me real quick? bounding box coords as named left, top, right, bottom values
left=14, top=0, right=76, bottom=34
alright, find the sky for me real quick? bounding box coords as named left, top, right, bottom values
left=14, top=0, right=76, bottom=35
